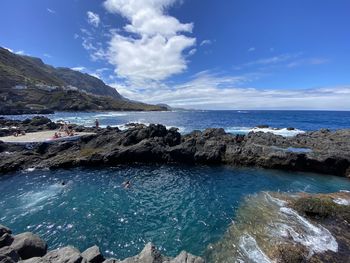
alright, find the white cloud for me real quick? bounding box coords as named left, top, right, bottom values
left=188, top=48, right=197, bottom=56
left=248, top=47, right=255, bottom=52
left=87, top=11, right=101, bottom=27
left=245, top=53, right=301, bottom=67
left=47, top=8, right=55, bottom=14
left=200, top=40, right=212, bottom=46
left=109, top=71, right=350, bottom=110
left=103, top=0, right=196, bottom=82
left=287, top=58, right=329, bottom=68
left=15, top=50, right=25, bottom=55
left=71, top=66, right=86, bottom=72
left=4, top=47, right=13, bottom=52
left=3, top=47, right=26, bottom=55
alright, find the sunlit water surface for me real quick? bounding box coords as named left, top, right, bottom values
left=0, top=165, right=349, bottom=260
left=2, top=110, right=350, bottom=136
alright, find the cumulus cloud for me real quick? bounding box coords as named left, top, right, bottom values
left=103, top=0, right=196, bottom=82
left=87, top=11, right=100, bottom=27
left=109, top=71, right=350, bottom=110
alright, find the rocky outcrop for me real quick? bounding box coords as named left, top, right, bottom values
left=81, top=246, right=105, bottom=263
left=10, top=233, right=47, bottom=259
left=206, top=191, right=350, bottom=263
left=0, top=118, right=350, bottom=177
left=0, top=227, right=204, bottom=263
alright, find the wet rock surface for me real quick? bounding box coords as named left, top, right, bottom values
left=1, top=117, right=350, bottom=177
left=206, top=191, right=350, bottom=263
left=0, top=227, right=204, bottom=263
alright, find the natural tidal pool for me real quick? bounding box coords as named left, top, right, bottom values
left=0, top=165, right=349, bottom=260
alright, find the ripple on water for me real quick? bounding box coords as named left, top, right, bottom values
left=0, top=165, right=349, bottom=260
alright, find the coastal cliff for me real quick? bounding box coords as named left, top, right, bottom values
left=0, top=117, right=349, bottom=177
left=0, top=47, right=166, bottom=114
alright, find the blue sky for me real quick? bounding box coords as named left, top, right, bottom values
left=1, top=0, right=350, bottom=109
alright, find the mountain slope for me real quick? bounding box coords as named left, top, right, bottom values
left=0, top=47, right=122, bottom=99
left=0, top=47, right=166, bottom=113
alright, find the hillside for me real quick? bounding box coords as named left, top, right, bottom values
left=0, top=47, right=166, bottom=113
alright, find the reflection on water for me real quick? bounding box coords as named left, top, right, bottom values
left=0, top=165, right=349, bottom=260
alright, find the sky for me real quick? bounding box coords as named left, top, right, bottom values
left=1, top=0, right=350, bottom=110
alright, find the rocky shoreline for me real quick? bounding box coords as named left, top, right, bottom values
left=0, top=225, right=204, bottom=263
left=0, top=116, right=349, bottom=177
left=206, top=191, right=350, bottom=263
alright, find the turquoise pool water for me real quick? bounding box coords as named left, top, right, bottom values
left=0, top=165, right=349, bottom=259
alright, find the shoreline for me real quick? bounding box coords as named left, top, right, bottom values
left=1, top=191, right=349, bottom=263
left=0, top=116, right=349, bottom=177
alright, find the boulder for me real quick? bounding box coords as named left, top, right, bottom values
left=18, top=257, right=44, bottom=263
left=102, top=259, right=119, bottom=263
left=167, top=251, right=204, bottom=263
left=11, top=233, right=47, bottom=259
left=0, top=246, right=19, bottom=262
left=81, top=246, right=104, bottom=263
left=0, top=226, right=12, bottom=237
left=29, top=117, right=51, bottom=127
left=0, top=255, right=16, bottom=263
left=119, top=243, right=165, bottom=263
left=0, top=234, right=14, bottom=248
left=43, top=246, right=83, bottom=263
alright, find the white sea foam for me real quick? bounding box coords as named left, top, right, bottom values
left=225, top=127, right=305, bottom=137
left=239, top=234, right=272, bottom=263
left=279, top=207, right=338, bottom=254
left=333, top=198, right=350, bottom=206
left=94, top=112, right=128, bottom=118
left=21, top=183, right=69, bottom=209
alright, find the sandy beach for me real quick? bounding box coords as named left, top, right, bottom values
left=0, top=130, right=95, bottom=143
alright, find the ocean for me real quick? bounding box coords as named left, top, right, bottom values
left=2, top=110, right=350, bottom=136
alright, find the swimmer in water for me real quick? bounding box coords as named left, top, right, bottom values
left=61, top=181, right=66, bottom=186
left=122, top=180, right=131, bottom=189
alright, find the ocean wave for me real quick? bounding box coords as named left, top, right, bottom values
left=279, top=207, right=338, bottom=254
left=225, top=126, right=305, bottom=137
left=94, top=112, right=128, bottom=118
left=239, top=234, right=272, bottom=263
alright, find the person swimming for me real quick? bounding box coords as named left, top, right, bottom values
left=122, top=180, right=131, bottom=189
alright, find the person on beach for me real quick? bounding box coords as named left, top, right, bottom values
left=62, top=122, right=69, bottom=135
left=52, top=132, right=60, bottom=139
left=95, top=118, right=99, bottom=129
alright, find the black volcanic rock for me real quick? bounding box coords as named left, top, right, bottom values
left=0, top=117, right=350, bottom=177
